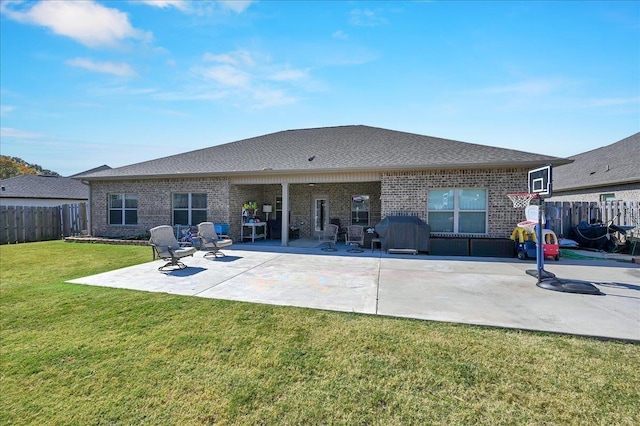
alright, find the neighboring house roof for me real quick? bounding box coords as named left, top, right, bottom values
left=0, top=174, right=89, bottom=200
left=78, top=125, right=571, bottom=180
left=552, top=132, right=640, bottom=192
left=70, top=164, right=112, bottom=178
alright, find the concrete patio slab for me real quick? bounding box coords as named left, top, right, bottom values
left=67, top=247, right=640, bottom=342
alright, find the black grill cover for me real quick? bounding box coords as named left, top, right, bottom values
left=375, top=216, right=431, bottom=253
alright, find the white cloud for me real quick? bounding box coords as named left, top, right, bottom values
left=462, top=79, right=640, bottom=113
left=198, top=64, right=251, bottom=88
left=269, top=69, right=308, bottom=82
left=3, top=0, right=151, bottom=48
left=584, top=97, right=640, bottom=108
left=473, top=79, right=565, bottom=96
left=136, top=0, right=254, bottom=15
left=218, top=0, right=254, bottom=13
left=251, top=88, right=296, bottom=108
left=66, top=58, right=137, bottom=77
left=203, top=50, right=255, bottom=67
left=138, top=0, right=189, bottom=12
left=0, top=127, right=43, bottom=139
left=332, top=30, right=348, bottom=40
left=349, top=9, right=388, bottom=27
left=0, top=105, right=16, bottom=116
left=183, top=49, right=314, bottom=107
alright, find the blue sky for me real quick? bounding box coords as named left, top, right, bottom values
left=1, top=0, right=638, bottom=177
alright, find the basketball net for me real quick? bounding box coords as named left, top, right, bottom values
left=507, top=192, right=539, bottom=209
left=508, top=193, right=542, bottom=232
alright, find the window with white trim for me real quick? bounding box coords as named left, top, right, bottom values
left=109, top=194, right=138, bottom=225
left=351, top=195, right=370, bottom=225
left=427, top=189, right=487, bottom=234
left=172, top=193, right=207, bottom=225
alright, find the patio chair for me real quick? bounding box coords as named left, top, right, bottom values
left=318, top=223, right=339, bottom=251
left=149, top=225, right=197, bottom=271
left=197, top=222, right=233, bottom=258
left=346, top=225, right=365, bottom=252
left=330, top=217, right=347, bottom=242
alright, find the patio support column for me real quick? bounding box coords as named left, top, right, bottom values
left=281, top=182, right=289, bottom=246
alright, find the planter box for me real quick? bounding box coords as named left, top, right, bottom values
left=429, top=238, right=469, bottom=256
left=470, top=238, right=516, bottom=258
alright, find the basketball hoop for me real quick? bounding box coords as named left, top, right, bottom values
left=507, top=192, right=539, bottom=208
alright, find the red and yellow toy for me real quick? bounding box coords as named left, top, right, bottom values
left=510, top=226, right=560, bottom=261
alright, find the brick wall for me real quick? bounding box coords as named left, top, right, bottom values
left=90, top=168, right=530, bottom=240
left=90, top=178, right=230, bottom=238
left=381, top=168, right=530, bottom=238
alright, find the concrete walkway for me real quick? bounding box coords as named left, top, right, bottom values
left=68, top=244, right=640, bottom=342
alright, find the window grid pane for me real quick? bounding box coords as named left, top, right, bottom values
left=109, top=194, right=123, bottom=208
left=192, top=210, right=207, bottom=225
left=428, top=189, right=486, bottom=234
left=124, top=194, right=138, bottom=208
left=173, top=210, right=189, bottom=226
left=459, top=189, right=486, bottom=210
left=109, top=210, right=123, bottom=225
left=428, top=190, right=455, bottom=211
left=191, top=193, right=207, bottom=209
left=459, top=212, right=486, bottom=233
left=124, top=210, right=138, bottom=225
left=173, top=193, right=189, bottom=208
left=428, top=212, right=454, bottom=232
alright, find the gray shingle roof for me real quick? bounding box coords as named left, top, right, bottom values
left=552, top=132, right=640, bottom=191
left=70, top=164, right=112, bottom=178
left=0, top=175, right=89, bottom=200
left=79, top=125, right=570, bottom=180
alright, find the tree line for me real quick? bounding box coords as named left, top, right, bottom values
left=0, top=155, right=60, bottom=180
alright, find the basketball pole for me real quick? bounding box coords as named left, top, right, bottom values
left=536, top=197, right=544, bottom=283
left=525, top=165, right=555, bottom=283
left=532, top=196, right=553, bottom=283
left=524, top=164, right=600, bottom=294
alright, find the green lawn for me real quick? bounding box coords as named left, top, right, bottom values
left=1, top=241, right=639, bottom=425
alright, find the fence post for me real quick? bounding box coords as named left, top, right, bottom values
left=0, top=207, right=10, bottom=244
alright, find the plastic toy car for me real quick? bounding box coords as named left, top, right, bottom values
left=510, top=226, right=560, bottom=261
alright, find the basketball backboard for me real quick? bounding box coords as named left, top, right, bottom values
left=528, top=165, right=552, bottom=197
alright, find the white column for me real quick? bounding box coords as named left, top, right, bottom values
left=281, top=182, right=289, bottom=246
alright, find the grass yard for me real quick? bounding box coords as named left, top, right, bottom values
left=1, top=241, right=639, bottom=425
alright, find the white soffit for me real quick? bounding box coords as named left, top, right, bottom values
left=230, top=171, right=381, bottom=185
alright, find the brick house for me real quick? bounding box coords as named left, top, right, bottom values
left=547, top=132, right=640, bottom=202
left=77, top=125, right=570, bottom=249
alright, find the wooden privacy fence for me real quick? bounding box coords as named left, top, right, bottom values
left=0, top=203, right=87, bottom=245
left=544, top=200, right=639, bottom=237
